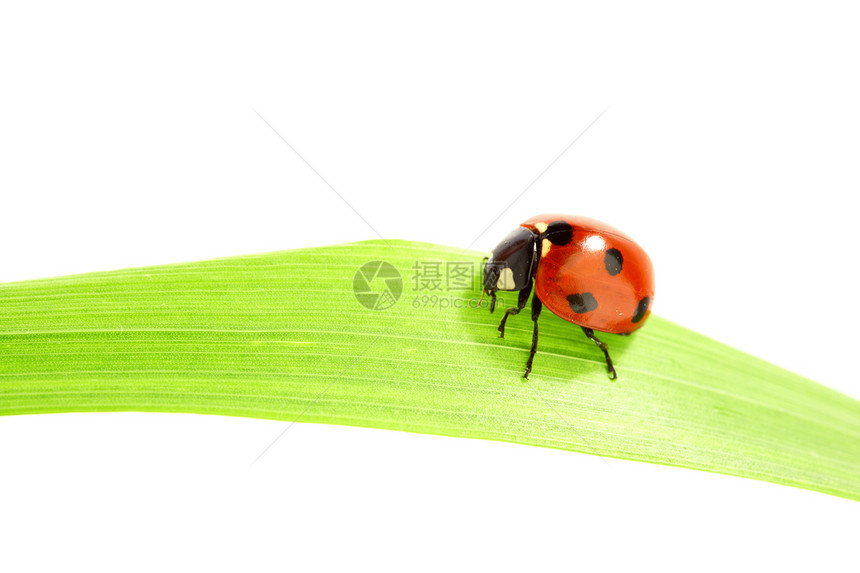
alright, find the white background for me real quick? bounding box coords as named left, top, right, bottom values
left=1, top=1, right=859, bottom=571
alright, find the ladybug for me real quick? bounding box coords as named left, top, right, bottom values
left=482, top=214, right=654, bottom=380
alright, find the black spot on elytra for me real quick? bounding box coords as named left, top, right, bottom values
left=632, top=296, right=650, bottom=323
left=545, top=220, right=573, bottom=245
left=567, top=292, right=598, bottom=314
left=604, top=248, right=623, bottom=276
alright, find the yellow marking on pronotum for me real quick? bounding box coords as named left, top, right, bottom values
left=542, top=238, right=552, bottom=258
left=497, top=267, right=516, bottom=290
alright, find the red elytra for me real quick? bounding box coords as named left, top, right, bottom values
left=482, top=214, right=655, bottom=380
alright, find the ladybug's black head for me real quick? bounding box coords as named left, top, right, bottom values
left=482, top=226, right=539, bottom=311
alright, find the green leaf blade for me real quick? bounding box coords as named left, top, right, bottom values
left=2, top=239, right=859, bottom=501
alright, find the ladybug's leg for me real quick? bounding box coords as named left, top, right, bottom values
left=580, top=327, right=618, bottom=380
left=523, top=294, right=542, bottom=379
left=497, top=279, right=533, bottom=338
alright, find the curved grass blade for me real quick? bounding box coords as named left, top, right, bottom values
left=1, top=239, right=859, bottom=501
